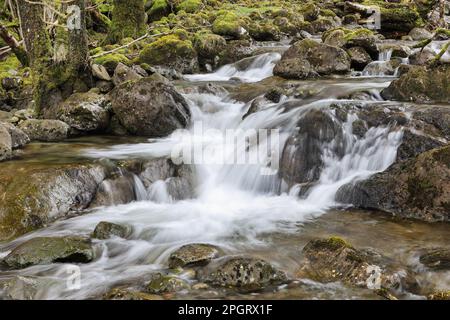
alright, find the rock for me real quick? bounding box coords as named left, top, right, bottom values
left=18, top=119, right=70, bottom=142
left=274, top=39, right=351, bottom=79
left=112, top=63, right=143, bottom=86
left=212, top=12, right=246, bottom=40
left=396, top=129, right=443, bottom=162
left=146, top=273, right=189, bottom=294
left=323, top=29, right=346, bottom=47
left=362, top=60, right=398, bottom=76
left=193, top=32, right=227, bottom=69
left=91, top=64, right=112, bottom=81
left=420, top=248, right=450, bottom=270
left=297, top=237, right=418, bottom=295
left=1, top=77, right=22, bottom=91
left=409, top=48, right=435, bottom=65
left=110, top=78, right=190, bottom=137
left=96, top=80, right=114, bottom=94
left=249, top=22, right=281, bottom=41
left=2, top=237, right=94, bottom=269
left=168, top=244, right=220, bottom=268
left=197, top=256, right=288, bottom=291
left=0, top=276, right=56, bottom=300
left=381, top=65, right=450, bottom=103
left=347, top=46, right=372, bottom=70
left=92, top=221, right=131, bottom=240
left=280, top=109, right=344, bottom=187
left=89, top=174, right=137, bottom=207
left=352, top=119, right=368, bottom=138
left=218, top=40, right=254, bottom=66
left=0, top=124, right=12, bottom=161
left=428, top=291, right=450, bottom=300
left=55, top=91, right=110, bottom=133
left=104, top=287, right=163, bottom=300
left=0, top=163, right=108, bottom=241
left=0, top=122, right=29, bottom=149
left=303, top=3, right=320, bottom=22
left=197, top=83, right=228, bottom=96
left=336, top=145, right=450, bottom=222
left=139, top=34, right=199, bottom=74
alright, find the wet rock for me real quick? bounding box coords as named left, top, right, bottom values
left=104, top=287, right=163, bottom=300
left=168, top=244, right=220, bottom=268
left=138, top=158, right=176, bottom=188
left=264, top=87, right=284, bottom=103
left=280, top=109, right=344, bottom=187
left=54, top=91, right=111, bottom=133
left=18, top=119, right=70, bottom=142
left=218, top=40, right=254, bottom=66
left=96, top=80, right=114, bottom=94
left=249, top=22, right=281, bottom=41
left=362, top=60, right=398, bottom=76
left=336, top=145, right=450, bottom=222
left=396, top=129, right=443, bottom=162
left=92, top=221, right=131, bottom=240
left=110, top=78, right=190, bottom=137
left=2, top=237, right=94, bottom=269
left=91, top=64, right=112, bottom=81
left=0, top=124, right=12, bottom=161
left=297, top=237, right=418, bottom=294
left=197, top=83, right=228, bottom=96
left=90, top=172, right=137, bottom=207
left=409, top=48, right=435, bottom=65
left=352, top=119, right=368, bottom=138
left=428, top=291, right=450, bottom=300
left=1, top=122, right=29, bottom=149
left=274, top=39, right=351, bottom=79
left=197, top=256, right=287, bottom=291
left=323, top=29, right=346, bottom=47
left=381, top=64, right=450, bottom=103
left=0, top=163, right=108, bottom=241
left=0, top=276, right=57, bottom=300
left=420, top=248, right=450, bottom=270
left=112, top=63, right=143, bottom=86
left=146, top=273, right=190, bottom=294
left=347, top=46, right=372, bottom=70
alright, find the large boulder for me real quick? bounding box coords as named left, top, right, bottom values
left=54, top=91, right=111, bottom=133
left=89, top=172, right=137, bottom=208
left=0, top=163, right=108, bottom=241
left=297, top=237, right=419, bottom=295
left=168, top=244, right=220, bottom=268
left=18, top=119, right=70, bottom=142
left=2, top=237, right=94, bottom=269
left=274, top=39, right=351, bottom=79
left=381, top=64, right=450, bottom=103
left=336, top=145, right=450, bottom=222
left=0, top=124, right=12, bottom=162
left=1, top=121, right=29, bottom=149
left=110, top=78, right=190, bottom=137
left=197, top=256, right=288, bottom=291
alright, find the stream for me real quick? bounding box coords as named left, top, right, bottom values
left=0, top=40, right=449, bottom=300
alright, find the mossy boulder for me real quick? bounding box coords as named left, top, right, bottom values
left=347, top=46, right=372, bottom=70
left=146, top=272, right=190, bottom=294
left=197, top=256, right=288, bottom=292
left=108, top=0, right=147, bottom=43
left=92, top=221, right=131, bottom=240
left=212, top=12, right=246, bottom=40
left=110, top=78, right=190, bottom=137
left=2, top=237, right=95, bottom=269
left=249, top=22, right=281, bottom=41
left=274, top=39, right=351, bottom=79
left=105, top=287, right=163, bottom=300
left=193, top=32, right=226, bottom=59
left=18, top=119, right=70, bottom=142
left=0, top=163, right=108, bottom=241
left=147, top=0, right=171, bottom=22
left=168, top=244, right=220, bottom=268
left=381, top=64, right=450, bottom=103
left=336, top=145, right=450, bottom=222
left=93, top=53, right=131, bottom=74
left=297, top=237, right=419, bottom=296
left=139, top=34, right=199, bottom=73
left=176, top=0, right=203, bottom=13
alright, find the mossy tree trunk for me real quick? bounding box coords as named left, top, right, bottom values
left=107, top=0, right=147, bottom=44
left=17, top=0, right=92, bottom=117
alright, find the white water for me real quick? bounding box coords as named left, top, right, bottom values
left=0, top=53, right=405, bottom=299
left=185, top=52, right=282, bottom=83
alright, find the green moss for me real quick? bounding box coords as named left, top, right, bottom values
left=177, top=0, right=203, bottom=13
left=212, top=12, right=243, bottom=38
left=139, top=34, right=196, bottom=65
left=148, top=0, right=170, bottom=21
left=108, top=0, right=147, bottom=43
left=193, top=31, right=226, bottom=58
left=94, top=53, right=131, bottom=73
left=0, top=55, right=21, bottom=80
left=432, top=146, right=450, bottom=169
left=407, top=175, right=438, bottom=210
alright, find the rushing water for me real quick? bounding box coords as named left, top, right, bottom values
left=0, top=42, right=448, bottom=300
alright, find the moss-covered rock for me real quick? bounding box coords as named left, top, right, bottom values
left=148, top=0, right=171, bottom=22
left=139, top=34, right=199, bottom=73
left=108, top=0, right=147, bottom=43
left=0, top=163, right=108, bottom=241
left=420, top=248, right=450, bottom=270
left=93, top=53, right=131, bottom=74
left=146, top=272, right=190, bottom=294
left=193, top=32, right=227, bottom=60
left=212, top=12, right=245, bottom=39
left=249, top=22, right=281, bottom=41
left=2, top=237, right=95, bottom=269
left=168, top=244, right=220, bottom=268
left=176, top=0, right=203, bottom=13
left=381, top=64, right=450, bottom=103
left=92, top=221, right=131, bottom=240
left=104, top=287, right=163, bottom=300
left=18, top=119, right=70, bottom=142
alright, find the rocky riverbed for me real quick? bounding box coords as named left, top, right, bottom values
left=0, top=0, right=449, bottom=300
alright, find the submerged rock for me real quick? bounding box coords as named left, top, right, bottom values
left=146, top=273, right=190, bottom=294
left=274, top=39, right=350, bottom=79
left=104, top=287, right=163, bottom=300
left=168, top=244, right=220, bottom=268
left=92, top=221, right=131, bottom=240
left=420, top=248, right=450, bottom=270
left=89, top=173, right=137, bottom=207
left=110, top=78, right=191, bottom=137
left=18, top=119, right=70, bottom=142
left=336, top=145, right=450, bottom=222
left=381, top=64, right=450, bottom=103
left=2, top=237, right=94, bottom=269
left=197, top=256, right=288, bottom=291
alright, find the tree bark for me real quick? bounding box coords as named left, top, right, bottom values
left=0, top=23, right=28, bottom=66
left=107, top=0, right=146, bottom=44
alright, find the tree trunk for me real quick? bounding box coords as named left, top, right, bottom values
left=107, top=0, right=146, bottom=44
left=0, top=23, right=28, bottom=66
left=17, top=0, right=92, bottom=116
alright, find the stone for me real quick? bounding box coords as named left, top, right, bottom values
left=420, top=248, right=450, bottom=270
left=92, top=221, right=131, bottom=240
left=112, top=63, right=143, bottom=86
left=168, top=244, right=220, bottom=268
left=2, top=237, right=95, bottom=269
left=91, top=63, right=112, bottom=81
left=18, top=119, right=70, bottom=142
left=146, top=273, right=189, bottom=294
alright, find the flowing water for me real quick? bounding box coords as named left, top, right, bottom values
left=0, top=42, right=449, bottom=300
